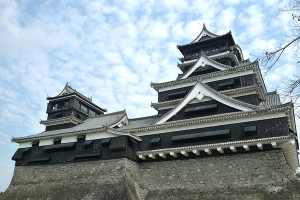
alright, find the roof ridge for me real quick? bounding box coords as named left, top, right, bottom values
left=199, top=80, right=259, bottom=110
left=129, top=115, right=158, bottom=121
left=88, top=110, right=126, bottom=119
left=179, top=53, right=232, bottom=80
left=178, top=31, right=233, bottom=48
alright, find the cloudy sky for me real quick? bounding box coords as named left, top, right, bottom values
left=0, top=0, right=299, bottom=191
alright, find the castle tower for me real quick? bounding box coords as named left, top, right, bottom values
left=42, top=83, right=106, bottom=131
left=4, top=25, right=299, bottom=200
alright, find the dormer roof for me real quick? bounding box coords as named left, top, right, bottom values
left=179, top=53, right=232, bottom=79
left=154, top=80, right=259, bottom=125
left=191, top=24, right=219, bottom=43
left=177, top=25, right=235, bottom=54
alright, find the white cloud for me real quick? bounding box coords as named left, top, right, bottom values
left=223, top=0, right=241, bottom=5
left=263, top=0, right=279, bottom=7
left=217, top=7, right=236, bottom=31
left=144, top=21, right=169, bottom=40
left=238, top=5, right=265, bottom=38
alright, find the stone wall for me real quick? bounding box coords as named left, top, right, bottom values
left=3, top=149, right=300, bottom=200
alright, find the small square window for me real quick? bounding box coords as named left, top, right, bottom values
left=53, top=138, right=61, bottom=145
left=32, top=141, right=39, bottom=147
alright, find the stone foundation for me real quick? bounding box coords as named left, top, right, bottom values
left=3, top=149, right=300, bottom=200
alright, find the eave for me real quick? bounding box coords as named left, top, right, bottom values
left=128, top=104, right=294, bottom=133
left=137, top=136, right=299, bottom=171
left=177, top=31, right=235, bottom=54
left=47, top=94, right=107, bottom=113
left=12, top=110, right=128, bottom=143
left=178, top=51, right=239, bottom=70
left=152, top=61, right=265, bottom=93
left=151, top=85, right=265, bottom=110
left=154, top=80, right=259, bottom=124
left=179, top=53, right=232, bottom=79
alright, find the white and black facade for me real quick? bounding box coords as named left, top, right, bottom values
left=11, top=25, right=299, bottom=172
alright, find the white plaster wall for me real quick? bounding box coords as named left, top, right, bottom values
left=61, top=136, right=77, bottom=143
left=39, top=139, right=54, bottom=146
left=19, top=142, right=32, bottom=148
left=86, top=131, right=116, bottom=140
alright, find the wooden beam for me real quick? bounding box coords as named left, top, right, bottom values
left=138, top=155, right=146, bottom=160
left=204, top=148, right=212, bottom=155
left=149, top=153, right=156, bottom=159
left=170, top=151, right=177, bottom=157
left=217, top=147, right=224, bottom=153
left=230, top=146, right=237, bottom=152
left=181, top=151, right=188, bottom=157
left=243, top=144, right=249, bottom=151
left=257, top=143, right=263, bottom=150
left=159, top=153, right=166, bottom=158
left=271, top=142, right=277, bottom=148
left=192, top=149, right=200, bottom=156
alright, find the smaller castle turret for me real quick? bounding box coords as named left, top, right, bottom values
left=41, top=83, right=106, bottom=131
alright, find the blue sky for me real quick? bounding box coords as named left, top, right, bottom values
left=0, top=0, right=299, bottom=192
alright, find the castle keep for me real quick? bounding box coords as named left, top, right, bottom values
left=3, top=25, right=300, bottom=199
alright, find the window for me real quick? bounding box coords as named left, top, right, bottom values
left=32, top=141, right=39, bottom=147
left=89, top=109, right=96, bottom=116
left=218, top=79, right=241, bottom=91
left=244, top=126, right=257, bottom=136
left=52, top=103, right=58, bottom=111
left=150, top=138, right=161, bottom=147
left=77, top=135, right=86, bottom=142
left=53, top=138, right=61, bottom=145
left=168, top=91, right=187, bottom=100
left=172, top=129, right=230, bottom=143
left=64, top=100, right=69, bottom=108
left=55, top=112, right=63, bottom=118
left=185, top=104, right=217, bottom=116
left=82, top=140, right=93, bottom=149
left=80, top=103, right=88, bottom=113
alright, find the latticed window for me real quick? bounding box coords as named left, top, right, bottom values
left=64, top=100, right=69, bottom=108
left=52, top=103, right=58, bottom=111
left=80, top=103, right=88, bottom=113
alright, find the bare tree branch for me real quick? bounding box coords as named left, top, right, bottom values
left=259, top=0, right=300, bottom=116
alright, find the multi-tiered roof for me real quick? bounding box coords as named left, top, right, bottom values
left=11, top=25, right=299, bottom=171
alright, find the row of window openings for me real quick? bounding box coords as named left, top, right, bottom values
left=184, top=45, right=227, bottom=58
left=149, top=126, right=258, bottom=147
left=167, top=79, right=241, bottom=101
left=52, top=100, right=70, bottom=111
left=52, top=102, right=97, bottom=118
left=79, top=103, right=97, bottom=116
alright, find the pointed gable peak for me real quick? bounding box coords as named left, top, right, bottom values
left=191, top=24, right=219, bottom=44
left=47, top=82, right=93, bottom=103
left=180, top=53, right=232, bottom=79
left=58, top=82, right=75, bottom=96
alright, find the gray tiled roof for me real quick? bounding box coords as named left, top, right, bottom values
left=14, top=110, right=126, bottom=140
left=261, top=91, right=281, bottom=107
left=118, top=116, right=158, bottom=131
